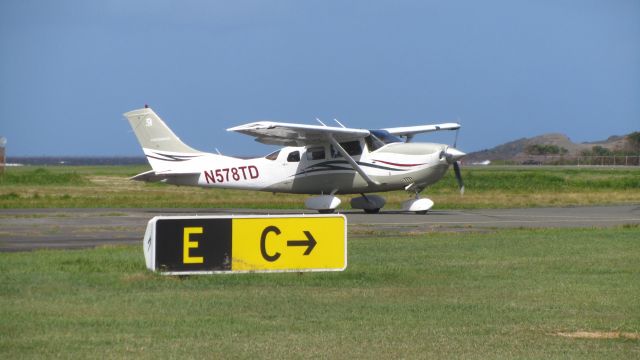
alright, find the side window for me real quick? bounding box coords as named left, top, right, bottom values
left=306, top=147, right=325, bottom=161
left=287, top=151, right=300, bottom=162
left=332, top=140, right=362, bottom=158
left=265, top=150, right=280, bottom=161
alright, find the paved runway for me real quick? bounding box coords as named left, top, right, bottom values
left=1, top=205, right=638, bottom=251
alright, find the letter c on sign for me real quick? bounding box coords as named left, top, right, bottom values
left=260, top=226, right=281, bottom=262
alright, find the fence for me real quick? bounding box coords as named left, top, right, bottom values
left=513, top=155, right=640, bottom=166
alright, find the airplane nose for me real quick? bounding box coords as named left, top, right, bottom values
left=445, top=147, right=466, bottom=162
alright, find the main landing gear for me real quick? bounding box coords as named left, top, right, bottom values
left=304, top=192, right=433, bottom=214
left=304, top=195, right=341, bottom=214
left=304, top=193, right=386, bottom=214
left=350, top=194, right=386, bottom=214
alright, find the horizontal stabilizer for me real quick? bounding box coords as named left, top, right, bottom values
left=130, top=170, right=200, bottom=182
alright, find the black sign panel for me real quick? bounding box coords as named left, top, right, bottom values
left=155, top=218, right=232, bottom=272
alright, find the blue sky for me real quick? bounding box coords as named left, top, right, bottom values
left=1, top=0, right=638, bottom=156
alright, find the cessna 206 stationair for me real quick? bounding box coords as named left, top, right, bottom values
left=125, top=107, right=466, bottom=214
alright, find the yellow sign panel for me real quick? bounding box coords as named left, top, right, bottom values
left=232, top=216, right=346, bottom=272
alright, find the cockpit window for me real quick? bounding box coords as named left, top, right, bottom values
left=331, top=140, right=362, bottom=158
left=306, top=147, right=325, bottom=161
left=265, top=150, right=280, bottom=160
left=365, top=130, right=401, bottom=151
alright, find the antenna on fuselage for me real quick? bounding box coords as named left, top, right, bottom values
left=333, top=118, right=346, bottom=128
left=215, top=148, right=222, bottom=155
left=315, top=118, right=327, bottom=126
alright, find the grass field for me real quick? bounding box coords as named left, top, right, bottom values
left=1, top=226, right=639, bottom=358
left=1, top=165, right=639, bottom=209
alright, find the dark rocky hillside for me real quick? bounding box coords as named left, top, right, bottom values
left=465, top=132, right=638, bottom=164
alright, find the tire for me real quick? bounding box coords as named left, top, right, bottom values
left=415, top=210, right=428, bottom=215
left=364, top=208, right=380, bottom=214
left=318, top=209, right=335, bottom=214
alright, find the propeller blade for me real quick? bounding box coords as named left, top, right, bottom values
left=453, top=161, right=464, bottom=196
left=453, top=128, right=460, bottom=148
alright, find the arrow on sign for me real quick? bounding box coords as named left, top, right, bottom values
left=287, top=231, right=317, bottom=255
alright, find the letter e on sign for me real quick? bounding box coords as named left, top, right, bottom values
left=183, top=227, right=204, bottom=264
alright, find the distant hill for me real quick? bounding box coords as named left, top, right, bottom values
left=465, top=132, right=638, bottom=164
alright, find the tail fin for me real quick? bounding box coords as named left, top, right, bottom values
left=124, top=107, right=202, bottom=154
left=125, top=107, right=205, bottom=173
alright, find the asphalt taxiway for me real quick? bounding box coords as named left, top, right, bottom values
left=1, top=205, right=638, bottom=251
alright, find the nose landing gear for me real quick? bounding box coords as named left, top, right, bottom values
left=402, top=184, right=434, bottom=214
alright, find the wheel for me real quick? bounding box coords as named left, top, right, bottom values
left=415, top=210, right=428, bottom=215
left=364, top=208, right=380, bottom=214
left=318, top=209, right=335, bottom=214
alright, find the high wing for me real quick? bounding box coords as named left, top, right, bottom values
left=227, top=121, right=370, bottom=146
left=382, top=123, right=460, bottom=141
left=228, top=121, right=380, bottom=185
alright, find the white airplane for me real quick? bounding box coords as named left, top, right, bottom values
left=125, top=106, right=466, bottom=214
left=472, top=160, right=491, bottom=166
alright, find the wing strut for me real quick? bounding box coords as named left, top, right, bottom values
left=326, top=134, right=381, bottom=187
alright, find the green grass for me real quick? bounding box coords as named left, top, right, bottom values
left=0, top=165, right=639, bottom=209
left=0, top=168, right=88, bottom=186
left=437, top=166, right=640, bottom=191
left=1, top=165, right=150, bottom=177
left=1, top=227, right=639, bottom=358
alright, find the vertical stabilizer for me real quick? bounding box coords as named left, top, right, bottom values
left=124, top=107, right=202, bottom=154
left=124, top=107, right=205, bottom=173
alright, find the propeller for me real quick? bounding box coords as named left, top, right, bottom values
left=453, top=127, right=460, bottom=148
left=443, top=126, right=465, bottom=196
left=443, top=146, right=465, bottom=163
left=440, top=146, right=466, bottom=196
left=453, top=161, right=465, bottom=196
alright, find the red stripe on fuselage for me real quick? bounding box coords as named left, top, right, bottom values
left=372, top=159, right=426, bottom=167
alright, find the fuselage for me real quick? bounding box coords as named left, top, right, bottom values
left=152, top=139, right=452, bottom=195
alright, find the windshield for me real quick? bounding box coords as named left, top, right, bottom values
left=365, top=130, right=402, bottom=151
left=370, top=130, right=402, bottom=144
